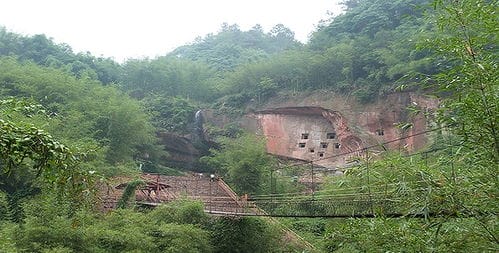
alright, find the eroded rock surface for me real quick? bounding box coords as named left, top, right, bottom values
left=241, top=92, right=438, bottom=168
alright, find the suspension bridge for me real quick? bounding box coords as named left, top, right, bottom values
left=101, top=171, right=456, bottom=218
left=101, top=126, right=474, bottom=218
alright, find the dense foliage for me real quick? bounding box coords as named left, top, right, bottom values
left=0, top=57, right=163, bottom=168
left=281, top=0, right=498, bottom=252
left=0, top=98, right=96, bottom=223
left=169, top=23, right=301, bottom=71
left=0, top=0, right=441, bottom=124
left=201, top=133, right=274, bottom=194
left=0, top=198, right=291, bottom=252
left=0, top=27, right=121, bottom=84
left=307, top=0, right=436, bottom=101
left=0, top=0, right=497, bottom=251
left=316, top=148, right=498, bottom=252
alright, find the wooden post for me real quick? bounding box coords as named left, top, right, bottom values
left=156, top=174, right=160, bottom=202
left=365, top=148, right=373, bottom=215
left=311, top=161, right=315, bottom=199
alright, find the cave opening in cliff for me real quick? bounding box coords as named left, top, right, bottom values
left=309, top=148, right=315, bottom=153
left=334, top=143, right=341, bottom=149
left=376, top=129, right=384, bottom=136
left=327, top=132, right=336, bottom=139
left=321, top=142, right=328, bottom=149
left=298, top=143, right=306, bottom=148
left=318, top=152, right=324, bottom=157
left=301, top=133, right=309, bottom=139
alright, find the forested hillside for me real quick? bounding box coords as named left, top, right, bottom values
left=170, top=23, right=301, bottom=71
left=1, top=0, right=437, bottom=123
left=0, top=0, right=497, bottom=252
left=0, top=27, right=121, bottom=84
left=0, top=57, right=164, bottom=171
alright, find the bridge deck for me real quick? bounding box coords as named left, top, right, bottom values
left=102, top=173, right=451, bottom=218
left=102, top=173, right=258, bottom=215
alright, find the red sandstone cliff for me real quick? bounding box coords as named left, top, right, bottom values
left=239, top=92, right=438, bottom=168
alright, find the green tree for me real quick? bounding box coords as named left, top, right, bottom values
left=422, top=0, right=498, bottom=245
left=120, top=57, right=217, bottom=102
left=0, top=57, right=163, bottom=168
left=321, top=0, right=498, bottom=251
left=210, top=217, right=281, bottom=253
left=148, top=199, right=209, bottom=226
left=427, top=0, right=498, bottom=161
left=14, top=199, right=214, bottom=252
left=153, top=223, right=212, bottom=253
left=0, top=27, right=120, bottom=84
left=142, top=96, right=197, bottom=133
left=0, top=98, right=95, bottom=222
left=201, top=133, right=273, bottom=194
left=169, top=23, right=300, bottom=71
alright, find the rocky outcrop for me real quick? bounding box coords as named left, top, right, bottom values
left=156, top=111, right=215, bottom=170
left=247, top=107, right=363, bottom=168
left=157, top=131, right=201, bottom=169
left=163, top=92, right=438, bottom=170
left=321, top=110, right=363, bottom=154
left=240, top=92, right=438, bottom=168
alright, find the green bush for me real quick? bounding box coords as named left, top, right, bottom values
left=148, top=199, right=208, bottom=226
left=209, top=217, right=282, bottom=253
left=152, top=223, right=212, bottom=253
left=16, top=216, right=85, bottom=253
left=0, top=221, right=18, bottom=253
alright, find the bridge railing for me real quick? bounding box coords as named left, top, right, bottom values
left=216, top=179, right=243, bottom=207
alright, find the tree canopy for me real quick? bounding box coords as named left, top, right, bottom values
left=0, top=57, right=163, bottom=167
left=0, top=0, right=497, bottom=251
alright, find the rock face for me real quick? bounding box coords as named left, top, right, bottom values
left=241, top=92, right=438, bottom=168
left=157, top=131, right=201, bottom=169
left=160, top=91, right=438, bottom=170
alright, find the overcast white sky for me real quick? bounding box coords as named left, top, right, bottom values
left=0, top=0, right=343, bottom=62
